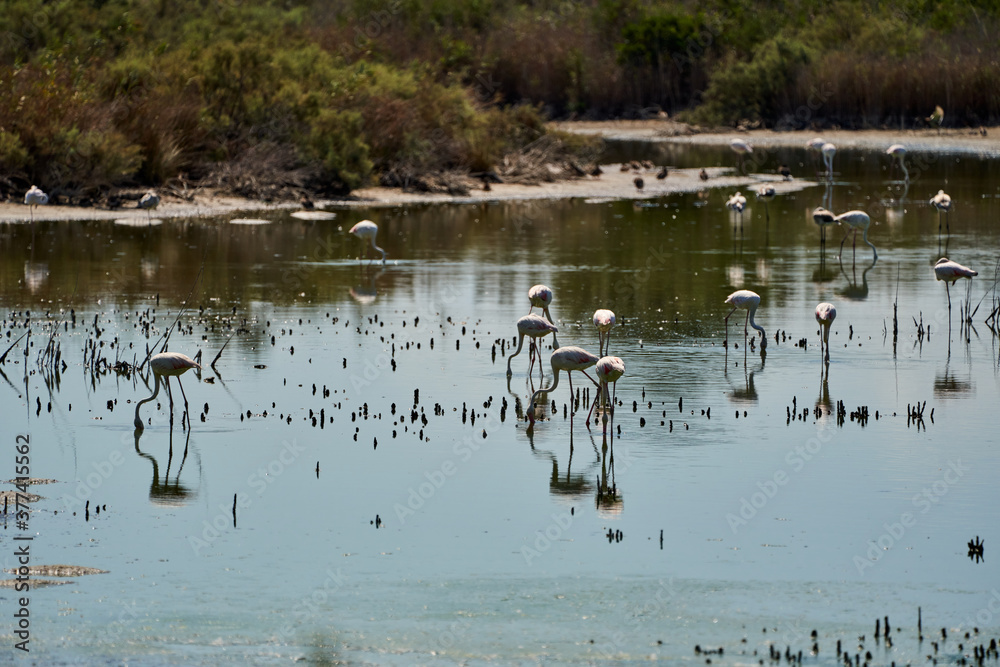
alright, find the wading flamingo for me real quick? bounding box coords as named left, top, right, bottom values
left=134, top=352, right=201, bottom=430
left=934, top=257, right=977, bottom=319
left=527, top=346, right=599, bottom=424
left=724, top=290, right=766, bottom=350
left=349, top=220, right=386, bottom=265
left=812, top=206, right=836, bottom=248
left=593, top=309, right=616, bottom=356
left=506, top=314, right=559, bottom=378
left=822, top=142, right=836, bottom=179
left=138, top=190, right=160, bottom=223
left=586, top=356, right=625, bottom=430
left=726, top=192, right=747, bottom=231
left=886, top=144, right=909, bottom=183
left=815, top=302, right=837, bottom=363
left=755, top=184, right=776, bottom=223
left=836, top=210, right=877, bottom=261
left=730, top=138, right=752, bottom=173
left=24, top=185, right=48, bottom=223
left=930, top=190, right=952, bottom=232
left=527, top=284, right=556, bottom=325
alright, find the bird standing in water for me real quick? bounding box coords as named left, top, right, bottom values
left=755, top=184, right=776, bottom=224
left=822, top=142, right=837, bottom=180
left=527, top=346, right=599, bottom=425
left=506, top=314, right=558, bottom=378
left=730, top=138, right=752, bottom=174
left=934, top=257, right=977, bottom=320
left=134, top=352, right=201, bottom=430
left=815, top=302, right=837, bottom=363
left=586, top=356, right=625, bottom=431
left=527, top=284, right=556, bottom=323
left=349, top=220, right=386, bottom=265
left=836, top=210, right=877, bottom=261
left=930, top=190, right=952, bottom=232
left=812, top=206, right=836, bottom=249
left=138, top=191, right=160, bottom=224
left=24, top=185, right=48, bottom=223
left=724, top=290, right=766, bottom=350
left=886, top=144, right=909, bottom=183
left=593, top=309, right=616, bottom=356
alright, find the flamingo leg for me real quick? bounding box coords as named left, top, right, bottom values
left=568, top=372, right=574, bottom=416
left=724, top=308, right=736, bottom=347
left=177, top=376, right=191, bottom=428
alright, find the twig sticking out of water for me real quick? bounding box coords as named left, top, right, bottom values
left=211, top=328, right=238, bottom=370
left=0, top=331, right=28, bottom=365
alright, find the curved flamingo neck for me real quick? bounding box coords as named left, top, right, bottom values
left=528, top=369, right=561, bottom=419
left=134, top=373, right=161, bottom=428
left=748, top=305, right=766, bottom=340
left=507, top=334, right=526, bottom=373
left=370, top=238, right=386, bottom=263
left=861, top=227, right=878, bottom=259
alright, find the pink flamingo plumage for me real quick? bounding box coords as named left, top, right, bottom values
left=349, top=220, right=386, bottom=265
left=815, top=302, right=837, bottom=363
left=586, top=356, right=625, bottom=431
left=134, top=352, right=201, bottom=430
left=507, top=314, right=559, bottom=378
left=527, top=346, right=599, bottom=424
left=836, top=210, right=877, bottom=261
left=724, top=290, right=766, bottom=350
left=934, top=257, right=977, bottom=320
left=527, top=284, right=555, bottom=323
left=593, top=309, right=616, bottom=356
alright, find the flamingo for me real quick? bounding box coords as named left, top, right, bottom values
left=586, top=356, right=625, bottom=430
left=527, top=346, right=600, bottom=424
left=724, top=290, right=766, bottom=350
left=506, top=314, right=559, bottom=378
left=138, top=191, right=160, bottom=224
left=726, top=192, right=747, bottom=231
left=836, top=210, right=877, bottom=261
left=527, top=284, right=556, bottom=324
left=755, top=184, right=776, bottom=223
left=730, top=138, right=752, bottom=174
left=930, top=190, right=952, bottom=232
left=812, top=206, right=836, bottom=248
left=593, top=309, right=616, bottom=356
left=815, top=302, right=837, bottom=363
left=24, top=185, right=48, bottom=223
left=886, top=144, right=909, bottom=183
left=821, top=142, right=836, bottom=179
left=349, top=220, right=386, bottom=265
left=133, top=352, right=201, bottom=430
left=806, top=137, right=826, bottom=151
left=934, top=258, right=977, bottom=319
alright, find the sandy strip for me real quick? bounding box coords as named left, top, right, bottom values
left=550, top=120, right=1000, bottom=156
left=0, top=167, right=813, bottom=222
left=2, top=121, right=995, bottom=222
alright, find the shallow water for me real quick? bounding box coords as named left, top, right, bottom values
left=2, top=142, right=1000, bottom=665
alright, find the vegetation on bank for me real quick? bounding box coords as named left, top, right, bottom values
left=1, top=0, right=998, bottom=201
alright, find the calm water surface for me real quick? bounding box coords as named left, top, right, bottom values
left=2, top=143, right=1000, bottom=665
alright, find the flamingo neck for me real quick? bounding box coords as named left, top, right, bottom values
left=370, top=238, right=386, bottom=264
left=134, top=373, right=161, bottom=428
left=507, top=334, right=525, bottom=372
left=748, top=306, right=766, bottom=340
left=861, top=227, right=878, bottom=258
left=528, top=369, right=561, bottom=418
left=899, top=159, right=909, bottom=182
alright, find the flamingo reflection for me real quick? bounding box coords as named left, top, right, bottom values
left=134, top=423, right=198, bottom=506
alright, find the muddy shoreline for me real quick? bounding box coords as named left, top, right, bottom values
left=1, top=123, right=996, bottom=223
